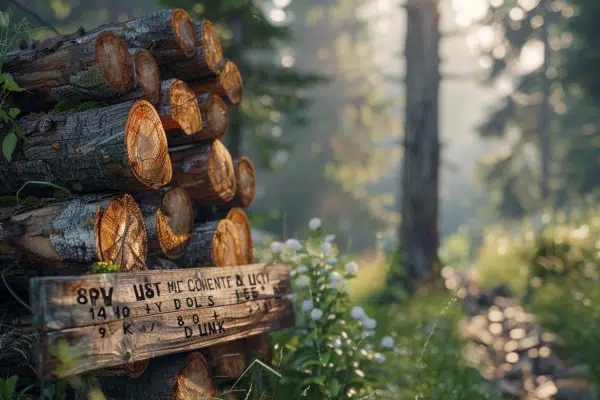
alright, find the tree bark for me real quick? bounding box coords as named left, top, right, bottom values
left=539, top=0, right=551, bottom=200
left=179, top=219, right=242, bottom=268
left=166, top=93, right=229, bottom=147
left=137, top=187, right=194, bottom=260
left=188, top=60, right=244, bottom=106
left=158, top=20, right=223, bottom=82
left=398, top=0, right=441, bottom=288
left=4, top=31, right=134, bottom=110
left=99, top=352, right=217, bottom=400
left=169, top=140, right=237, bottom=205
left=208, top=339, right=248, bottom=379
left=0, top=194, right=147, bottom=271
left=0, top=99, right=173, bottom=195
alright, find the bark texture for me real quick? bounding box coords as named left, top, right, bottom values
left=180, top=219, right=242, bottom=268
left=188, top=60, right=243, bottom=106
left=169, top=140, right=237, bottom=205
left=99, top=352, right=217, bottom=400
left=138, top=187, right=194, bottom=260
left=0, top=194, right=147, bottom=271
left=0, top=99, right=172, bottom=195
left=398, top=0, right=441, bottom=287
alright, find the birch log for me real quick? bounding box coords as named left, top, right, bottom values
left=0, top=99, right=172, bottom=195
left=137, top=187, right=194, bottom=260
left=188, top=59, right=243, bottom=106
left=0, top=194, right=147, bottom=271
left=169, top=140, right=236, bottom=205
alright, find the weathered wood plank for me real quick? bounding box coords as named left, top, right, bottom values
left=29, top=263, right=293, bottom=380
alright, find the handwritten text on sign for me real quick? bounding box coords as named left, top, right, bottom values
left=29, top=263, right=293, bottom=379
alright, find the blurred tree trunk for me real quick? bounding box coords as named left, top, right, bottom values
left=398, top=0, right=441, bottom=291
left=539, top=0, right=551, bottom=200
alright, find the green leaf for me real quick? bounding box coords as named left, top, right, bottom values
left=299, top=359, right=322, bottom=370
left=0, top=110, right=8, bottom=123
left=327, top=378, right=341, bottom=397
left=320, top=350, right=332, bottom=366
left=2, top=132, right=17, bottom=162
left=4, top=375, right=18, bottom=398
left=8, top=108, right=20, bottom=118
left=3, top=74, right=24, bottom=92
left=14, top=124, right=28, bottom=142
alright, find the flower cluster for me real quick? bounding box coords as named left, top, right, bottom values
left=267, top=218, right=395, bottom=398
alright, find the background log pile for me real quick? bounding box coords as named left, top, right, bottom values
left=0, top=7, right=267, bottom=399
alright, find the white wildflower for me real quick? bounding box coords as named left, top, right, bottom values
left=297, top=264, right=308, bottom=274
left=381, top=336, right=395, bottom=348
left=345, top=261, right=358, bottom=274
left=364, top=344, right=374, bottom=351
left=310, top=308, right=324, bottom=320
left=325, top=234, right=336, bottom=242
left=332, top=337, right=342, bottom=348
left=285, top=239, right=302, bottom=251
left=295, top=276, right=310, bottom=288
left=361, top=330, right=375, bottom=338
left=325, top=257, right=338, bottom=265
left=301, top=300, right=314, bottom=311
left=374, top=353, right=386, bottom=363
left=270, top=241, right=285, bottom=253
left=363, top=318, right=377, bottom=329
left=330, top=271, right=342, bottom=281
left=309, top=218, right=322, bottom=230
left=321, top=242, right=331, bottom=254
left=351, top=306, right=365, bottom=320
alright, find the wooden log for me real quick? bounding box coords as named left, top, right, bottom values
left=97, top=359, right=150, bottom=379
left=169, top=140, right=236, bottom=205
left=208, top=339, right=248, bottom=379
left=167, top=93, right=229, bottom=147
left=0, top=99, right=172, bottom=195
left=154, top=79, right=203, bottom=139
left=195, top=208, right=254, bottom=264
left=188, top=60, right=244, bottom=106
left=0, top=194, right=147, bottom=272
left=158, top=20, right=222, bottom=82
left=246, top=333, right=272, bottom=364
left=99, top=352, right=217, bottom=400
left=224, top=157, right=256, bottom=209
left=4, top=31, right=134, bottom=112
left=180, top=219, right=242, bottom=268
left=137, top=187, right=194, bottom=260
left=131, top=48, right=161, bottom=105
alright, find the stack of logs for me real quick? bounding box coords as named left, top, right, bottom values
left=0, top=8, right=268, bottom=399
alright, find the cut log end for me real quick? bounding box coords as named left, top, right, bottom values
left=172, top=352, right=217, bottom=400
left=209, top=140, right=237, bottom=203
left=94, top=194, right=147, bottom=272
left=95, top=31, right=134, bottom=93
left=226, top=208, right=254, bottom=264
left=125, top=99, right=173, bottom=188
left=235, top=157, right=256, bottom=208
left=134, top=49, right=160, bottom=104
left=220, top=60, right=243, bottom=106
left=201, top=20, right=223, bottom=74
left=203, top=94, right=228, bottom=140
left=157, top=188, right=194, bottom=259
left=172, top=9, right=197, bottom=58
left=169, top=80, right=203, bottom=135
left=213, top=219, right=242, bottom=267
left=209, top=341, right=248, bottom=379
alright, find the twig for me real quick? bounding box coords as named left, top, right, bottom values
left=1, top=263, right=32, bottom=311
left=6, top=0, right=60, bottom=35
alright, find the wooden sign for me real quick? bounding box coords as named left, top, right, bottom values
left=29, top=263, right=294, bottom=380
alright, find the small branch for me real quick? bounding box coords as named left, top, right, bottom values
left=6, top=0, right=60, bottom=36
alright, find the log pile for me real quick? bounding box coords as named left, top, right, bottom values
left=0, top=7, right=268, bottom=398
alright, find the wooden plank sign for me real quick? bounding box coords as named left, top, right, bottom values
left=29, top=263, right=294, bottom=380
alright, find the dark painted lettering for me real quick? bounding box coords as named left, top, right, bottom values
left=133, top=284, right=145, bottom=301
left=155, top=302, right=162, bottom=312
left=208, top=295, right=214, bottom=306
left=236, top=275, right=244, bottom=287
left=174, top=298, right=181, bottom=310
left=185, top=326, right=192, bottom=338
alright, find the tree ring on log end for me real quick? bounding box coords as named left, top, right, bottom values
left=95, top=31, right=134, bottom=93
left=170, top=80, right=202, bottom=135
left=172, top=352, right=217, bottom=400
left=156, top=187, right=194, bottom=259
left=201, top=20, right=223, bottom=74
left=125, top=99, right=173, bottom=188
left=134, top=49, right=160, bottom=104
left=172, top=9, right=197, bottom=58
left=236, top=157, right=256, bottom=208
left=94, top=194, right=148, bottom=272
left=226, top=208, right=254, bottom=264
left=206, top=94, right=228, bottom=140
left=213, top=219, right=242, bottom=267
left=209, top=140, right=237, bottom=203
left=219, top=60, right=243, bottom=105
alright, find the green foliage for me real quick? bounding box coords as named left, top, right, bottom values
left=0, top=375, right=32, bottom=400
left=0, top=14, right=34, bottom=162
left=88, top=262, right=120, bottom=274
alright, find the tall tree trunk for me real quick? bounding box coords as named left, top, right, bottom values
left=398, top=0, right=441, bottom=289
left=539, top=0, right=551, bottom=201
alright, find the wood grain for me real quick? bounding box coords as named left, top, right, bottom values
left=29, top=263, right=293, bottom=380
